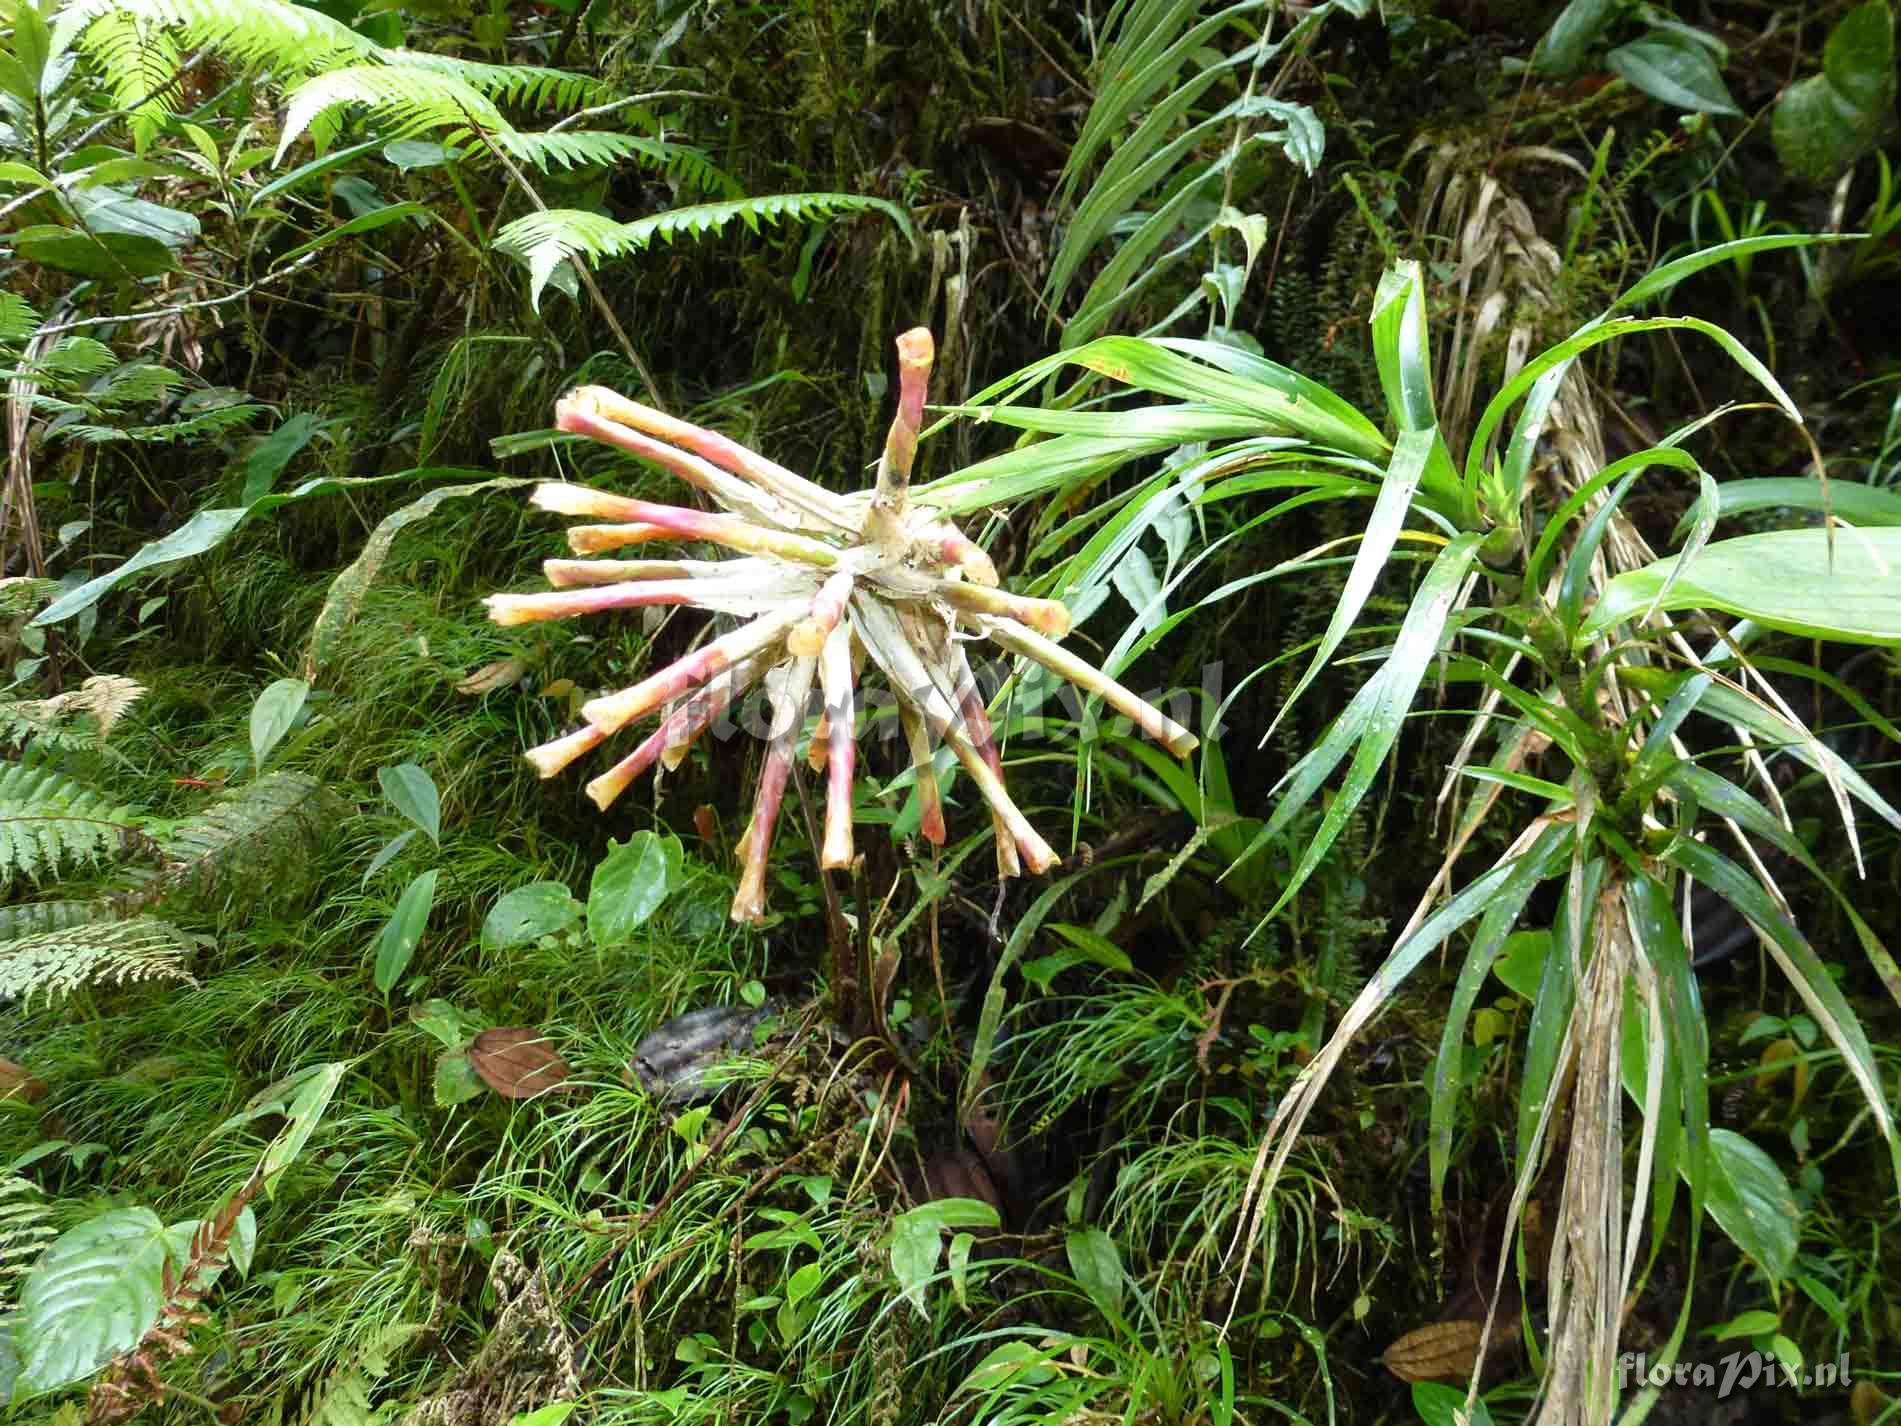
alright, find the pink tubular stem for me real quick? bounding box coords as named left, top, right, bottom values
left=544, top=558, right=696, bottom=587
left=898, top=700, right=946, bottom=846
left=550, top=407, right=789, bottom=525
left=584, top=609, right=799, bottom=735
left=560, top=386, right=851, bottom=533
left=731, top=656, right=818, bottom=922
left=523, top=722, right=607, bottom=779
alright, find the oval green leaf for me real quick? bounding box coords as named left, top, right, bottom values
left=482, top=881, right=582, bottom=952
left=378, top=762, right=441, bottom=844
left=374, top=869, right=439, bottom=993
left=587, top=833, right=681, bottom=946
left=249, top=677, right=309, bottom=770
left=1582, top=528, right=1901, bottom=645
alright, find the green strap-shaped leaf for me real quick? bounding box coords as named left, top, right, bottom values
left=1662, top=838, right=1898, bottom=1184
left=1428, top=824, right=1568, bottom=1218
left=1232, top=532, right=1485, bottom=928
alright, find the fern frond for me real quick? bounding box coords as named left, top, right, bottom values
left=0, top=763, right=148, bottom=891
left=386, top=51, right=602, bottom=111
left=493, top=194, right=913, bottom=309
left=89, top=363, right=186, bottom=408
left=82, top=12, right=180, bottom=151
left=0, top=1174, right=54, bottom=1308
left=136, top=773, right=340, bottom=911
left=492, top=130, right=739, bottom=194
left=277, top=64, right=507, bottom=163
left=0, top=577, right=58, bottom=620
left=56, top=0, right=373, bottom=99
left=0, top=900, right=107, bottom=944
left=0, top=676, right=147, bottom=752
left=57, top=403, right=270, bottom=445
left=291, top=1324, right=419, bottom=1426
left=0, top=916, right=200, bottom=1005
left=0, top=293, right=41, bottom=347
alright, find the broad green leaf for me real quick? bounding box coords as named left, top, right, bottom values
left=378, top=763, right=440, bottom=844
left=508, top=1406, right=578, bottom=1426
left=482, top=882, right=583, bottom=952
left=434, top=1050, right=483, bottom=1106
left=1370, top=261, right=1435, bottom=433
left=272, top=201, right=478, bottom=267
left=1606, top=32, right=1740, bottom=115
left=242, top=414, right=324, bottom=505
left=31, top=469, right=516, bottom=630
left=409, top=998, right=472, bottom=1048
left=374, top=870, right=439, bottom=993
left=1772, top=2, right=1895, bottom=182
left=1673, top=477, right=1901, bottom=538
left=33, top=507, right=246, bottom=626
left=1534, top=0, right=1617, bottom=73
left=1608, top=235, right=1846, bottom=314
left=260, top=1061, right=347, bottom=1194
left=1265, top=426, right=1436, bottom=746
left=888, top=1198, right=998, bottom=1315
left=361, top=829, right=418, bottom=886
left=249, top=678, right=309, bottom=770
left=1470, top=314, right=1799, bottom=508
left=15, top=225, right=176, bottom=280
left=1702, top=1129, right=1799, bottom=1281
left=1065, top=1227, right=1125, bottom=1322
left=1582, top=527, right=1901, bottom=645
left=15, top=1208, right=169, bottom=1397
left=587, top=832, right=681, bottom=945
left=1412, top=1382, right=1497, bottom=1426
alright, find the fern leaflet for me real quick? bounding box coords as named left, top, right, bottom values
left=494, top=194, right=913, bottom=309
left=0, top=900, right=106, bottom=944
left=0, top=763, right=148, bottom=890
left=0, top=1174, right=54, bottom=1308
left=0, top=916, right=201, bottom=1005
left=492, top=131, right=739, bottom=194
left=277, top=64, right=506, bottom=162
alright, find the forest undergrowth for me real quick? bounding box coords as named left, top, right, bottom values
left=1, top=0, right=1899, bottom=1423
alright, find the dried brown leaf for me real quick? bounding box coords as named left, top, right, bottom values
left=470, top=1027, right=572, bottom=1100
left=1382, top=1319, right=1486, bottom=1384
left=456, top=659, right=528, bottom=695
left=0, top=1055, right=45, bottom=1103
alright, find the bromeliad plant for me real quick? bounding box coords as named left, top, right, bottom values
left=486, top=329, right=1197, bottom=923
left=929, top=236, right=1901, bottom=1424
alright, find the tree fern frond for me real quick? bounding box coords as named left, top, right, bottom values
left=88, top=363, right=185, bottom=408
left=0, top=916, right=200, bottom=1005
left=491, top=131, right=739, bottom=194
left=0, top=900, right=107, bottom=944
left=0, top=578, right=59, bottom=621
left=56, top=0, right=373, bottom=87
left=57, top=403, right=270, bottom=445
left=82, top=12, right=180, bottom=150
left=0, top=293, right=41, bottom=347
left=0, top=675, right=147, bottom=751
left=277, top=64, right=508, bottom=163
left=0, top=764, right=148, bottom=892
left=0, top=1175, right=54, bottom=1308
left=137, top=773, right=342, bottom=912
left=493, top=194, right=913, bottom=310
left=387, top=51, right=603, bottom=111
